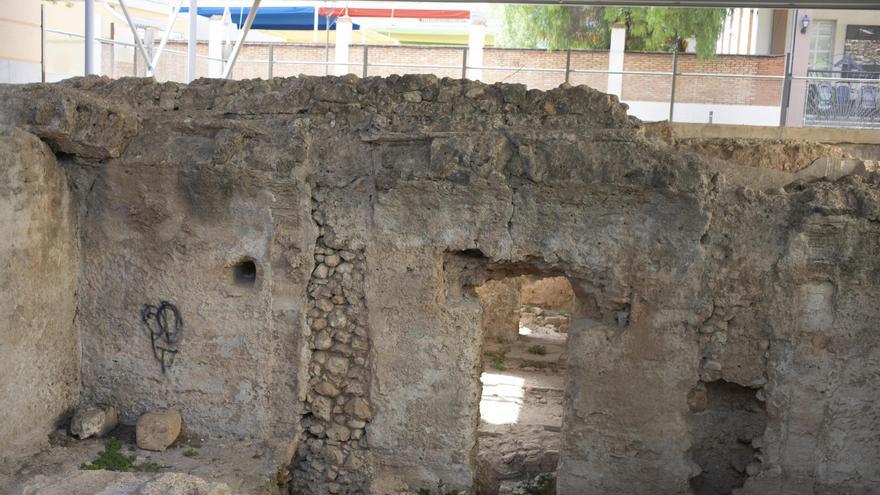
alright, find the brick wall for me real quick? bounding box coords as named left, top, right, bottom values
left=135, top=42, right=784, bottom=107
left=620, top=52, right=784, bottom=105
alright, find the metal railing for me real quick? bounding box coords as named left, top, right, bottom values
left=800, top=71, right=880, bottom=128
left=48, top=28, right=869, bottom=128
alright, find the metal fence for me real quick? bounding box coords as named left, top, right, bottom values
left=801, top=70, right=880, bottom=128
left=40, top=28, right=879, bottom=129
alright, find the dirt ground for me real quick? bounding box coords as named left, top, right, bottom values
left=476, top=306, right=570, bottom=494
left=0, top=425, right=280, bottom=494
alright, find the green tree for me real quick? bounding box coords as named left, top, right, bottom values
left=497, top=6, right=728, bottom=59
left=497, top=5, right=610, bottom=50
left=604, top=7, right=728, bottom=59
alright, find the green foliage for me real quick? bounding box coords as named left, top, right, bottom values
left=80, top=438, right=132, bottom=472
left=604, top=7, right=728, bottom=59
left=527, top=345, right=547, bottom=355
left=513, top=473, right=556, bottom=495
left=497, top=5, right=610, bottom=50
left=79, top=438, right=163, bottom=473
left=484, top=350, right=507, bottom=371
left=139, top=461, right=162, bottom=472
left=183, top=448, right=199, bottom=458
left=498, top=5, right=727, bottom=59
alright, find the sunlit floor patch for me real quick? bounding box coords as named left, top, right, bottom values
left=518, top=325, right=532, bottom=336
left=480, top=373, right=525, bottom=425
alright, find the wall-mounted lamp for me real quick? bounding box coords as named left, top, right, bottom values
left=801, top=14, right=810, bottom=34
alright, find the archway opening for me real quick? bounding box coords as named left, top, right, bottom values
left=474, top=274, right=576, bottom=494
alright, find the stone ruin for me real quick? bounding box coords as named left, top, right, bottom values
left=0, top=74, right=878, bottom=495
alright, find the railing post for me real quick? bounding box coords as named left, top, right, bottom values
left=564, top=49, right=571, bottom=84
left=40, top=4, right=46, bottom=82
left=267, top=44, right=274, bottom=79
left=362, top=45, right=369, bottom=78
left=84, top=0, right=96, bottom=75
left=144, top=27, right=155, bottom=77
left=109, top=23, right=115, bottom=78
left=187, top=0, right=197, bottom=82
left=461, top=47, right=468, bottom=79
left=779, top=52, right=792, bottom=127
left=324, top=20, right=330, bottom=76
left=669, top=46, right=678, bottom=122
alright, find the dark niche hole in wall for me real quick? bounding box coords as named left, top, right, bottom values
left=233, top=259, right=257, bottom=287
left=687, top=380, right=768, bottom=495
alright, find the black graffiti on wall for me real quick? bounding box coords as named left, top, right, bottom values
left=141, top=301, right=184, bottom=374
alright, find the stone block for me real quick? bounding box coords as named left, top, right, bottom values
left=136, top=409, right=182, bottom=452
left=70, top=405, right=118, bottom=440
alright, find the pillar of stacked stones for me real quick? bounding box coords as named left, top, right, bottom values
left=291, top=194, right=373, bottom=494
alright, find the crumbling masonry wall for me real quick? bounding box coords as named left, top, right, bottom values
left=0, top=126, right=78, bottom=462
left=0, top=75, right=879, bottom=494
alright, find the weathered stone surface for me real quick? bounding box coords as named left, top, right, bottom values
left=645, top=122, right=854, bottom=173
left=476, top=278, right=523, bottom=344
left=519, top=276, right=577, bottom=312
left=136, top=409, right=182, bottom=452
left=0, top=126, right=78, bottom=461
left=1, top=76, right=879, bottom=495
left=345, top=398, right=371, bottom=421
left=13, top=471, right=231, bottom=495
left=70, top=405, right=118, bottom=440
left=0, top=83, right=138, bottom=159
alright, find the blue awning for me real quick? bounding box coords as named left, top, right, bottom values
left=179, top=6, right=359, bottom=31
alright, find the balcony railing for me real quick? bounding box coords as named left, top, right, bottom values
left=803, top=70, right=880, bottom=128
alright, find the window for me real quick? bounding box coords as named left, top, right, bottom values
left=809, top=20, right=837, bottom=71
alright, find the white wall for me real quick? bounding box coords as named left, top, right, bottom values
left=755, top=9, right=775, bottom=55
left=626, top=101, right=782, bottom=126
left=0, top=0, right=41, bottom=83
left=716, top=8, right=779, bottom=56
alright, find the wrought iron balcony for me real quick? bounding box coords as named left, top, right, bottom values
left=803, top=70, right=880, bottom=128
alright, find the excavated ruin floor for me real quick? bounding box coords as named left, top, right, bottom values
left=476, top=307, right=569, bottom=494
left=0, top=427, right=278, bottom=494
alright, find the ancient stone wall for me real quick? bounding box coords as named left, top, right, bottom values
left=0, top=126, right=78, bottom=461
left=475, top=278, right=523, bottom=344
left=0, top=75, right=879, bottom=494
left=519, top=276, right=576, bottom=312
